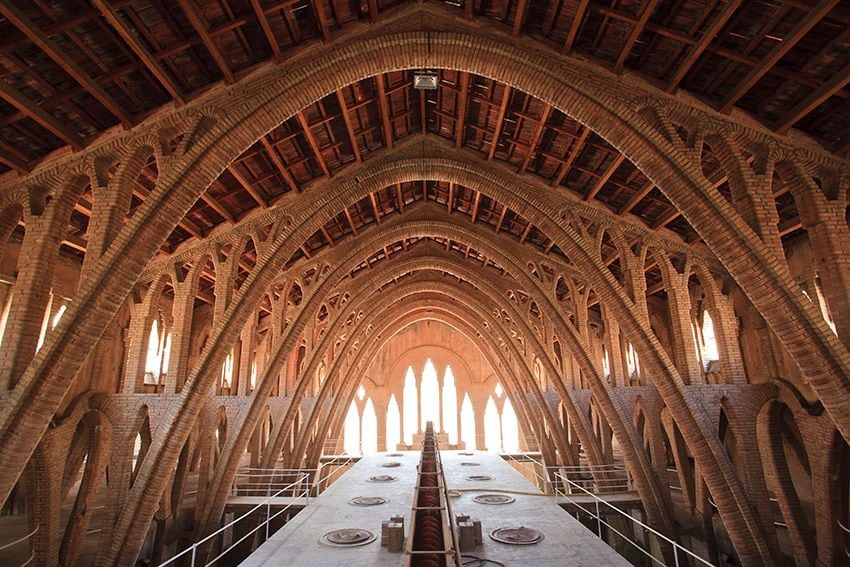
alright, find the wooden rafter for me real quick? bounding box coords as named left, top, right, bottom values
left=613, top=0, right=661, bottom=73
left=488, top=87, right=512, bottom=160
left=176, top=0, right=235, bottom=83
left=618, top=179, right=655, bottom=215
left=92, top=0, right=185, bottom=104
left=513, top=0, right=529, bottom=37
left=344, top=207, right=358, bottom=235
left=375, top=75, right=394, bottom=151
left=260, top=136, right=299, bottom=192
left=470, top=191, right=481, bottom=224
left=0, top=82, right=84, bottom=150
left=563, top=0, right=590, bottom=55
left=719, top=0, right=840, bottom=114
left=519, top=220, right=533, bottom=243
left=585, top=154, right=626, bottom=201
left=336, top=90, right=362, bottom=162
left=227, top=165, right=268, bottom=208
left=0, top=2, right=133, bottom=128
left=369, top=192, right=382, bottom=224
left=447, top=182, right=455, bottom=213
left=776, top=63, right=850, bottom=134
left=200, top=192, right=235, bottom=224
left=312, top=0, right=331, bottom=42
left=551, top=125, right=589, bottom=187
left=455, top=73, right=470, bottom=150
left=519, top=103, right=551, bottom=174
left=297, top=112, right=331, bottom=177
left=0, top=141, right=31, bottom=173
left=251, top=0, right=283, bottom=63
left=395, top=184, right=405, bottom=214
left=665, top=0, right=743, bottom=93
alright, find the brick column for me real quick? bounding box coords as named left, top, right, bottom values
left=165, top=278, right=197, bottom=394
left=697, top=267, right=747, bottom=384
left=657, top=254, right=703, bottom=384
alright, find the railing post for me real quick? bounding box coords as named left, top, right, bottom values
left=673, top=542, right=681, bottom=567
left=595, top=497, right=602, bottom=538
left=190, top=545, right=196, bottom=567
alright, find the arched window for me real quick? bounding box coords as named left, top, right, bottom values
left=484, top=396, right=502, bottom=453
left=460, top=393, right=476, bottom=451
left=501, top=398, right=520, bottom=453
left=144, top=320, right=163, bottom=384
left=442, top=365, right=458, bottom=445
left=361, top=398, right=377, bottom=455
left=625, top=342, right=640, bottom=376
left=402, top=366, right=418, bottom=445
left=221, top=348, right=235, bottom=388
left=357, top=384, right=366, bottom=400
left=700, top=310, right=720, bottom=366
left=494, top=382, right=504, bottom=398
left=602, top=347, right=610, bottom=379
left=343, top=401, right=360, bottom=456
left=386, top=394, right=401, bottom=451
left=250, top=360, right=258, bottom=390
left=420, top=359, right=440, bottom=431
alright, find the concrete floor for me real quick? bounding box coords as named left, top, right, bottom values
left=240, top=450, right=630, bottom=566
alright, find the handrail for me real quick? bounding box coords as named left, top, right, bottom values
left=0, top=525, right=38, bottom=552
left=552, top=472, right=714, bottom=567
left=157, top=473, right=310, bottom=567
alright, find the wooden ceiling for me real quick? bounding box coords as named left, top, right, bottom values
left=1, top=0, right=845, bottom=275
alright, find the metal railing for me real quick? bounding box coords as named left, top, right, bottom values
left=157, top=473, right=310, bottom=567
left=0, top=525, right=38, bottom=567
left=552, top=471, right=714, bottom=567
left=233, top=455, right=353, bottom=498
left=504, top=453, right=632, bottom=494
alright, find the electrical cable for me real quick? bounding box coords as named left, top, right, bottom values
left=461, top=555, right=506, bottom=567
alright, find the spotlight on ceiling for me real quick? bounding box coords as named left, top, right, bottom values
left=413, top=72, right=438, bottom=90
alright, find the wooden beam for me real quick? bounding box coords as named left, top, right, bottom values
left=519, top=221, right=533, bottom=244
left=251, top=0, right=283, bottom=63
left=369, top=192, right=382, bottom=224
left=92, top=0, right=185, bottom=104
left=776, top=62, right=850, bottom=134
left=343, top=206, right=359, bottom=235
left=618, top=179, right=655, bottom=214
left=300, top=244, right=312, bottom=258
left=564, top=0, right=590, bottom=55
left=665, top=0, right=742, bottom=93
left=320, top=226, right=334, bottom=247
left=176, top=0, right=235, bottom=83
left=488, top=86, right=511, bottom=160
left=447, top=182, right=455, bottom=212
left=519, top=103, right=551, bottom=174
left=585, top=154, right=626, bottom=201
left=395, top=184, right=405, bottom=214
left=227, top=165, right=268, bottom=208
left=336, top=90, right=362, bottom=162
left=375, top=74, right=394, bottom=151
left=465, top=0, right=474, bottom=20
left=0, top=82, right=84, bottom=150
left=455, top=72, right=470, bottom=150
left=551, top=125, right=589, bottom=186
left=367, top=0, right=379, bottom=23
left=297, top=112, right=331, bottom=177
left=513, top=0, right=529, bottom=37
left=312, top=0, right=331, bottom=42
left=470, top=191, right=481, bottom=224
left=0, top=141, right=31, bottom=173
left=260, top=136, right=299, bottom=192
left=495, top=204, right=508, bottom=233
left=614, top=0, right=661, bottom=73
left=200, top=192, right=235, bottom=224
left=719, top=0, right=840, bottom=114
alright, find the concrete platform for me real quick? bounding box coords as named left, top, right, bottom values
left=240, top=450, right=630, bottom=566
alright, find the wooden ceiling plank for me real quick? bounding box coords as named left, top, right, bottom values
left=336, top=90, right=362, bottom=162
left=720, top=0, right=840, bottom=114
left=563, top=0, right=590, bottom=55
left=455, top=72, right=470, bottom=150
left=0, top=2, right=133, bottom=128
left=487, top=86, right=511, bottom=160
left=776, top=62, right=850, bottom=134
left=375, top=74, right=394, bottom=151
left=584, top=153, right=626, bottom=201
left=618, top=179, right=656, bottom=215
left=613, top=0, right=661, bottom=74
left=665, top=0, right=743, bottom=93
left=0, top=141, right=31, bottom=174
left=227, top=165, right=269, bottom=208
left=251, top=0, right=284, bottom=63
left=200, top=192, right=236, bottom=224
left=0, top=82, right=85, bottom=150
left=92, top=0, right=185, bottom=104
left=312, top=0, right=332, bottom=42
left=465, top=0, right=474, bottom=20
left=260, top=136, right=300, bottom=192
left=368, top=0, right=379, bottom=23
left=519, top=103, right=551, bottom=174
left=551, top=125, right=589, bottom=187
left=176, top=0, right=235, bottom=83
left=297, top=111, right=331, bottom=177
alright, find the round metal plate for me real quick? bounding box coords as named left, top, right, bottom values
left=489, top=526, right=544, bottom=545
left=320, top=528, right=377, bottom=547
left=381, top=461, right=402, bottom=468
left=464, top=474, right=493, bottom=481
left=349, top=496, right=388, bottom=506
left=366, top=474, right=398, bottom=483
left=473, top=494, right=515, bottom=505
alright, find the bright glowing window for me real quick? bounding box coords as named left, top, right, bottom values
left=357, top=384, right=366, bottom=400
left=0, top=291, right=11, bottom=347
left=51, top=304, right=66, bottom=329
left=386, top=394, right=401, bottom=451
left=460, top=393, right=476, bottom=451
left=35, top=289, right=54, bottom=352
left=484, top=396, right=502, bottom=453
left=501, top=398, right=519, bottom=453
left=402, top=366, right=418, bottom=445
left=494, top=382, right=503, bottom=398
left=361, top=398, right=378, bottom=455
left=602, top=348, right=610, bottom=378
left=343, top=401, right=360, bottom=456
left=160, top=333, right=171, bottom=377
left=144, top=320, right=162, bottom=384
left=250, top=361, right=258, bottom=389
left=625, top=343, right=640, bottom=376
left=700, top=311, right=720, bottom=365
left=814, top=278, right=838, bottom=335
left=420, top=359, right=440, bottom=431
left=221, top=348, right=235, bottom=387
left=442, top=365, right=458, bottom=445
